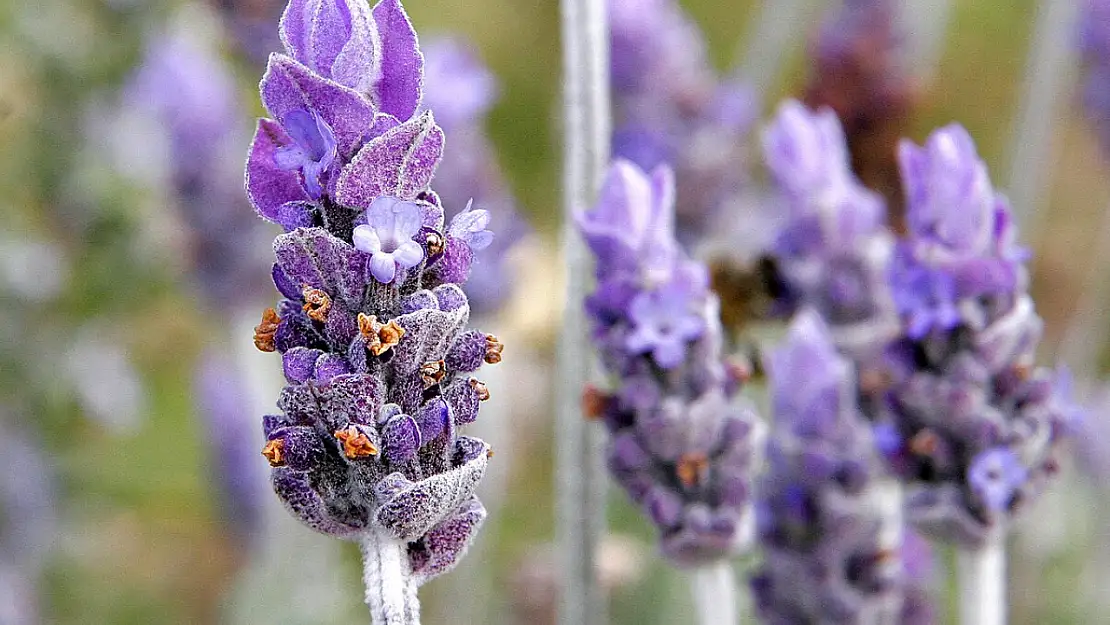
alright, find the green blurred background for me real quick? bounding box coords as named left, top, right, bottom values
left=0, top=0, right=1107, bottom=623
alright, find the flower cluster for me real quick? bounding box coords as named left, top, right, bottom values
left=752, top=313, right=908, bottom=624
left=1080, top=0, right=1110, bottom=153
left=245, top=0, right=500, bottom=584
left=420, top=38, right=528, bottom=314
left=804, top=0, right=916, bottom=219
left=760, top=100, right=899, bottom=358
left=877, top=125, right=1074, bottom=547
left=608, top=0, right=755, bottom=246
left=578, top=160, right=761, bottom=565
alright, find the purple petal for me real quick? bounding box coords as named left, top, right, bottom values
left=393, top=240, right=424, bottom=268
left=371, top=0, right=424, bottom=120
left=260, top=54, right=377, bottom=157
left=246, top=119, right=311, bottom=221
left=370, top=252, right=397, bottom=283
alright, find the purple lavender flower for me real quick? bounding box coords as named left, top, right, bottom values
left=760, top=101, right=899, bottom=357
left=352, top=197, right=426, bottom=283
left=579, top=160, right=761, bottom=566
left=880, top=125, right=1071, bottom=548
left=608, top=0, right=756, bottom=245
left=242, top=0, right=503, bottom=603
left=753, top=312, right=907, bottom=623
left=419, top=37, right=527, bottom=315
left=274, top=108, right=339, bottom=198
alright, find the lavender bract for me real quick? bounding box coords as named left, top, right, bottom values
left=245, top=0, right=501, bottom=591
left=579, top=160, right=761, bottom=566
left=878, top=125, right=1073, bottom=548
left=752, top=312, right=906, bottom=624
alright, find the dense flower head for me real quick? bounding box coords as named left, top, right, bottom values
left=753, top=313, right=906, bottom=624
left=608, top=0, right=756, bottom=245
left=892, top=125, right=1028, bottom=339
left=419, top=37, right=528, bottom=314
left=579, top=160, right=761, bottom=566
left=760, top=100, right=899, bottom=356
left=246, top=0, right=500, bottom=584
left=879, top=125, right=1072, bottom=548
left=1080, top=0, right=1110, bottom=153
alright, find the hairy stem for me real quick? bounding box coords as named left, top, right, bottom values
left=557, top=0, right=611, bottom=622
left=957, top=539, right=1006, bottom=625
left=690, top=562, right=737, bottom=625
left=361, top=529, right=420, bottom=625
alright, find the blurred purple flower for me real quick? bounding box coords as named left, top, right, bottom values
left=579, top=160, right=761, bottom=566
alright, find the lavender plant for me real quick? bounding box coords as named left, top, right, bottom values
left=577, top=160, right=761, bottom=572
left=242, top=0, right=501, bottom=620
left=760, top=100, right=900, bottom=359
left=877, top=124, right=1074, bottom=549
left=752, top=312, right=915, bottom=624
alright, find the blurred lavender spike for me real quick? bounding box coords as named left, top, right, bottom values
left=759, top=100, right=900, bottom=358
left=196, top=350, right=268, bottom=543
left=1005, top=0, right=1081, bottom=235
left=608, top=0, right=757, bottom=247
left=558, top=0, right=611, bottom=622
left=420, top=37, right=529, bottom=315
left=804, top=0, right=917, bottom=224
left=216, top=0, right=286, bottom=66
left=752, top=313, right=906, bottom=624
left=126, top=23, right=273, bottom=305
left=1081, top=0, right=1110, bottom=153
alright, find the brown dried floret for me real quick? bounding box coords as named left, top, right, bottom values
left=469, top=378, right=490, bottom=401
left=254, top=307, right=281, bottom=352
left=302, top=287, right=332, bottom=323
left=420, top=360, right=447, bottom=387
left=358, top=313, right=406, bottom=356
left=484, top=334, right=504, bottom=364
left=334, top=425, right=379, bottom=459
left=262, top=439, right=285, bottom=466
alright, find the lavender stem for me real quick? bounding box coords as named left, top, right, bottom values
left=1005, top=0, right=1080, bottom=233
left=361, top=529, right=421, bottom=625
left=957, top=539, right=1006, bottom=625
left=690, top=562, right=737, bottom=625
left=557, top=0, right=611, bottom=622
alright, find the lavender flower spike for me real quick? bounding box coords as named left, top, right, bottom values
left=245, top=1, right=503, bottom=621
left=1081, top=0, right=1110, bottom=153
left=880, top=124, right=1072, bottom=549
left=579, top=160, right=762, bottom=566
left=753, top=312, right=906, bottom=624
left=760, top=100, right=899, bottom=358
